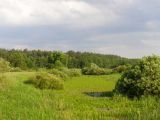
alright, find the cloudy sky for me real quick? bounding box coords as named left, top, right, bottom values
left=0, top=0, right=160, bottom=58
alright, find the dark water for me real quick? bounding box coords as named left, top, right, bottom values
left=84, top=91, right=113, bottom=97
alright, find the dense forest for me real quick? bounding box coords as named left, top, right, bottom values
left=0, top=49, right=138, bottom=70
left=67, top=51, right=138, bottom=68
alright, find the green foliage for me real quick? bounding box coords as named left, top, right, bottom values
left=54, top=61, right=64, bottom=69
left=0, top=49, right=138, bottom=70
left=113, top=65, right=130, bottom=73
left=49, top=68, right=82, bottom=81
left=82, top=63, right=111, bottom=75
left=60, top=68, right=82, bottom=77
left=10, top=67, right=22, bottom=72
left=48, top=51, right=68, bottom=69
left=67, top=51, right=138, bottom=68
left=66, top=69, right=82, bottom=77
left=49, top=69, right=68, bottom=80
left=27, top=72, right=64, bottom=90
left=0, top=58, right=10, bottom=72
left=115, top=55, right=160, bottom=98
left=104, top=68, right=113, bottom=75
left=9, top=52, right=28, bottom=70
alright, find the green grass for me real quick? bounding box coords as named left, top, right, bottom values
left=0, top=72, right=159, bottom=120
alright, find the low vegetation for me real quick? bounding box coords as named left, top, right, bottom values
left=60, top=68, right=82, bottom=77
left=82, top=63, right=112, bottom=75
left=0, top=74, right=9, bottom=90
left=49, top=68, right=82, bottom=80
left=26, top=72, right=64, bottom=90
left=113, top=65, right=129, bottom=73
left=49, top=68, right=69, bottom=80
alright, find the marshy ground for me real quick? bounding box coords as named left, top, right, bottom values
left=0, top=72, right=159, bottom=120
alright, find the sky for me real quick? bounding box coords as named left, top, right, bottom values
left=0, top=0, right=160, bottom=58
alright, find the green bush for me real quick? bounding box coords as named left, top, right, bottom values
left=27, top=72, right=64, bottom=90
left=115, top=55, right=160, bottom=98
left=113, top=65, right=128, bottom=73
left=0, top=58, right=10, bottom=72
left=49, top=69, right=68, bottom=80
left=66, top=69, right=82, bottom=77
left=10, top=67, right=22, bottom=72
left=60, top=68, right=82, bottom=77
left=82, top=63, right=109, bottom=75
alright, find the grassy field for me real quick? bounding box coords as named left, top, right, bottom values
left=0, top=72, right=160, bottom=120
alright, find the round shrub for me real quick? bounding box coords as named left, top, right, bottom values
left=115, top=55, right=160, bottom=98
left=113, top=65, right=128, bottom=73
left=49, top=69, right=68, bottom=80
left=66, top=69, right=82, bottom=77
left=60, top=68, right=82, bottom=77
left=82, top=63, right=107, bottom=75
left=28, top=72, right=64, bottom=90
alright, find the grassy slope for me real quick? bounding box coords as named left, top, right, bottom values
left=0, top=72, right=160, bottom=120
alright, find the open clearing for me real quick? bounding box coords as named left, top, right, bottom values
left=0, top=72, right=159, bottom=120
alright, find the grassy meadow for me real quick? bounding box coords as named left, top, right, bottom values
left=0, top=72, right=159, bottom=120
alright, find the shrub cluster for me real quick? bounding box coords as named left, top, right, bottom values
left=49, top=69, right=68, bottom=80
left=113, top=65, right=128, bottom=73
left=10, top=67, right=22, bottom=72
left=82, top=63, right=112, bottom=75
left=49, top=68, right=81, bottom=79
left=115, top=55, right=160, bottom=98
left=69, top=69, right=82, bottom=77
left=27, top=72, right=64, bottom=90
left=61, top=68, right=82, bottom=77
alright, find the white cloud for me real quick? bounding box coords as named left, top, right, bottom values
left=146, top=21, right=160, bottom=30
left=88, top=32, right=160, bottom=42
left=0, top=43, right=31, bottom=50
left=86, top=32, right=160, bottom=58
left=93, top=45, right=159, bottom=58
left=41, top=43, right=71, bottom=51
left=142, top=39, right=160, bottom=47
left=0, top=0, right=104, bottom=27
left=0, top=0, right=135, bottom=28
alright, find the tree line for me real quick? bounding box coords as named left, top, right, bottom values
left=0, top=49, right=138, bottom=70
